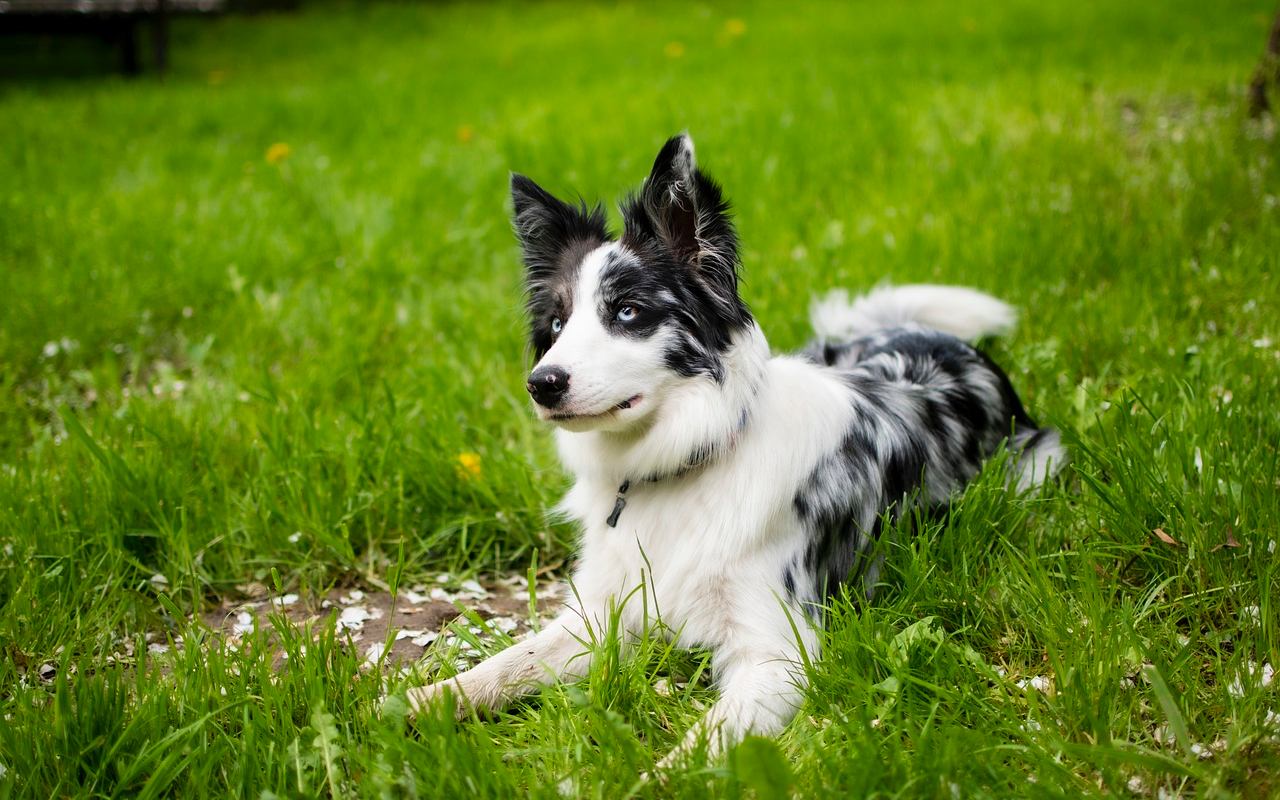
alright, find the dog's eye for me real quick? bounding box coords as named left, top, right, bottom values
left=551, top=317, right=563, bottom=335
left=616, top=305, right=637, bottom=323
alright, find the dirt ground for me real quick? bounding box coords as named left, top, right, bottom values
left=199, top=574, right=561, bottom=671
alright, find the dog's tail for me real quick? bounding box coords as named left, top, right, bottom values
left=810, top=284, right=1067, bottom=488
left=809, top=284, right=1017, bottom=342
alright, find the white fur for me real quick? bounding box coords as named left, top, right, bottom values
left=811, top=284, right=1017, bottom=342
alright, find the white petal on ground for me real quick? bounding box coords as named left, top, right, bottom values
left=402, top=590, right=429, bottom=605
left=275, top=593, right=299, bottom=607
left=1016, top=675, right=1052, bottom=693
left=459, top=579, right=486, bottom=597
left=394, top=629, right=425, bottom=641
left=490, top=616, right=519, bottom=634
left=1229, top=661, right=1275, bottom=697
left=147, top=643, right=170, bottom=655
left=338, top=606, right=372, bottom=630
left=233, top=612, right=254, bottom=635
left=341, top=590, right=365, bottom=605
left=365, top=642, right=386, bottom=664
left=411, top=631, right=440, bottom=647
left=430, top=587, right=454, bottom=602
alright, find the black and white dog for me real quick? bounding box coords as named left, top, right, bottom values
left=405, top=134, right=1064, bottom=765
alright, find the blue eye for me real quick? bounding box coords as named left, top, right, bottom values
left=551, top=317, right=563, bottom=334
left=616, top=305, right=637, bottom=323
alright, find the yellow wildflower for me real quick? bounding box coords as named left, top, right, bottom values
left=265, top=142, right=291, bottom=164
left=457, top=452, right=482, bottom=479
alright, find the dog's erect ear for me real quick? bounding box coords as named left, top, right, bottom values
left=623, top=134, right=739, bottom=278
left=510, top=173, right=609, bottom=279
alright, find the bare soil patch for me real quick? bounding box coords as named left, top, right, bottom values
left=201, top=575, right=561, bottom=670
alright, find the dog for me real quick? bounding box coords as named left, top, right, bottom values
left=403, top=134, right=1064, bottom=766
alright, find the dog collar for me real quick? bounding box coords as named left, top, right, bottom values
left=605, top=409, right=750, bottom=528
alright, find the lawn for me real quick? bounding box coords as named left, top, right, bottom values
left=2, top=0, right=1279, bottom=796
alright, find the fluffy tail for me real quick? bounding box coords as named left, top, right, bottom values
left=811, top=283, right=1067, bottom=490
left=810, top=284, right=1017, bottom=342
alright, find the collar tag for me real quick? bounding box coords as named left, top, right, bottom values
left=605, top=480, right=631, bottom=527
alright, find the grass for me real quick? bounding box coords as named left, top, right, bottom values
left=2, top=0, right=1279, bottom=795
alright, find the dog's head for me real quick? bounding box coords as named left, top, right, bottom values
left=511, top=134, right=752, bottom=433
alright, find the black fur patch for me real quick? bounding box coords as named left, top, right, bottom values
left=792, top=328, right=1045, bottom=606
left=610, top=137, right=753, bottom=378
left=511, top=174, right=610, bottom=359
left=594, top=245, right=744, bottom=380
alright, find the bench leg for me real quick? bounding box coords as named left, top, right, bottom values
left=152, top=1, right=170, bottom=73
left=118, top=19, right=140, bottom=75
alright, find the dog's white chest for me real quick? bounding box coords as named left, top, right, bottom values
left=569, top=469, right=798, bottom=649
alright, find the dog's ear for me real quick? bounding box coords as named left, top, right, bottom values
left=510, top=173, right=609, bottom=279
left=623, top=134, right=739, bottom=278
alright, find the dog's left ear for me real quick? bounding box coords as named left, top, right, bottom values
left=623, top=134, right=739, bottom=277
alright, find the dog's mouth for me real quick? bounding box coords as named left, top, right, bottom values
left=548, top=394, right=643, bottom=422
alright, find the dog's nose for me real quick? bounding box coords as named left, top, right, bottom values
left=526, top=366, right=570, bottom=407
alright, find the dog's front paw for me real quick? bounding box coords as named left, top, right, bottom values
left=404, top=681, right=467, bottom=720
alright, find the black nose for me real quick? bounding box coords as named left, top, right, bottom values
left=526, top=366, right=570, bottom=408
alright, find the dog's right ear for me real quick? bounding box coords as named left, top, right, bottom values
left=510, top=173, right=609, bottom=279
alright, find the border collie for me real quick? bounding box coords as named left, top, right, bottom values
left=404, top=134, right=1064, bottom=766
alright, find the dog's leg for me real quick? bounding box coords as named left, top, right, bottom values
left=658, top=614, right=814, bottom=768
left=405, top=609, right=596, bottom=718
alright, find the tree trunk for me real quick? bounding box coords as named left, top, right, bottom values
left=1248, top=9, right=1280, bottom=117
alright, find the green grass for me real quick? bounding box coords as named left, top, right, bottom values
left=2, top=0, right=1279, bottom=796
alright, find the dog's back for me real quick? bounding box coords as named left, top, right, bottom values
left=790, top=285, right=1066, bottom=602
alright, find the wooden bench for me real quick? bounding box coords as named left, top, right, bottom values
left=0, top=0, right=226, bottom=74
